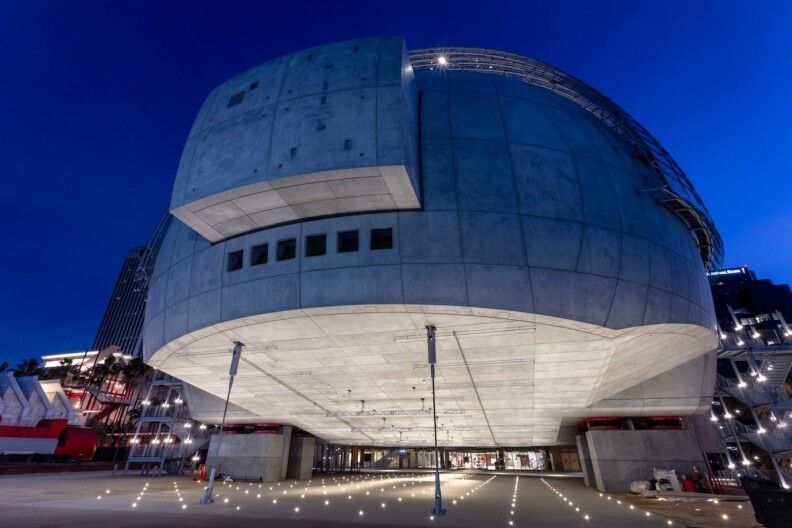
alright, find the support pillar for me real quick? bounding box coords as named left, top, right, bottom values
left=280, top=425, right=292, bottom=480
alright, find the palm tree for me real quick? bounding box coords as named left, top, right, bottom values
left=121, top=356, right=151, bottom=386
left=43, top=357, right=74, bottom=383
left=14, top=357, right=40, bottom=377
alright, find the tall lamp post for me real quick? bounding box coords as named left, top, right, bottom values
left=427, top=325, right=447, bottom=516
left=200, top=341, right=244, bottom=504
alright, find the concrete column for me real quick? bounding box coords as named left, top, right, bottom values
left=287, top=436, right=316, bottom=480
left=587, top=429, right=707, bottom=492
left=575, top=434, right=597, bottom=488
left=279, top=425, right=292, bottom=480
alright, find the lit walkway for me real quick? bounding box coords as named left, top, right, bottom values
left=0, top=470, right=690, bottom=527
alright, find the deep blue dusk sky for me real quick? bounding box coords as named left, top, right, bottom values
left=1, top=1, right=790, bottom=367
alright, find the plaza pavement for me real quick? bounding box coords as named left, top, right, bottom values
left=0, top=470, right=758, bottom=527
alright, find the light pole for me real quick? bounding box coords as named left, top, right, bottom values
left=200, top=341, right=244, bottom=504
left=427, top=325, right=447, bottom=516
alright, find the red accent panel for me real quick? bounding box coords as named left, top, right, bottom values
left=0, top=419, right=68, bottom=439
left=54, top=427, right=97, bottom=460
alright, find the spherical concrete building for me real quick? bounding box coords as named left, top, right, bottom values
left=144, top=37, right=721, bottom=451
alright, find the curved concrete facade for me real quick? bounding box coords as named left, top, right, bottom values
left=144, top=37, right=718, bottom=447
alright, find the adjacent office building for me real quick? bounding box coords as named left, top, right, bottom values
left=92, top=247, right=148, bottom=357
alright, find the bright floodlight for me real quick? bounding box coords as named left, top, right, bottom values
left=438, top=56, right=447, bottom=65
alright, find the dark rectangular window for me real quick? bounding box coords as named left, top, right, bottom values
left=227, top=250, right=244, bottom=271
left=305, top=234, right=326, bottom=257
left=228, top=91, right=245, bottom=107
left=337, top=231, right=359, bottom=253
left=277, top=239, right=296, bottom=261
left=371, top=228, right=393, bottom=250
left=251, top=244, right=268, bottom=266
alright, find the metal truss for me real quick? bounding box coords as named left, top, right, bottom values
left=326, top=409, right=465, bottom=417
left=351, top=426, right=473, bottom=433
left=409, top=48, right=723, bottom=269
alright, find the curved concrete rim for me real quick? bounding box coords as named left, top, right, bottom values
left=148, top=304, right=716, bottom=447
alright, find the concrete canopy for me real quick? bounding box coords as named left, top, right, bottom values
left=148, top=305, right=715, bottom=446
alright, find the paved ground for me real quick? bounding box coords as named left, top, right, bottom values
left=0, top=470, right=759, bottom=527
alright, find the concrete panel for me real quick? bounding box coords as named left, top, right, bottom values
left=189, top=245, right=223, bottom=294
left=670, top=253, right=691, bottom=298
left=576, top=434, right=597, bottom=488
left=249, top=206, right=299, bottom=227
left=287, top=436, right=316, bottom=480
left=152, top=220, right=179, bottom=281
left=163, top=299, right=189, bottom=344
left=521, top=216, right=582, bottom=271
left=233, top=190, right=288, bottom=214
left=207, top=433, right=286, bottom=482
left=510, top=144, right=582, bottom=221
left=183, top=383, right=264, bottom=423
left=500, top=96, right=567, bottom=150
left=165, top=257, right=192, bottom=307
left=398, top=211, right=462, bottom=263
left=198, top=56, right=286, bottom=130
left=574, top=157, right=621, bottom=229
left=643, top=287, right=673, bottom=325
left=530, top=268, right=617, bottom=327
left=421, top=91, right=450, bottom=138
left=466, top=265, right=533, bottom=313
left=605, top=281, right=649, bottom=329
left=454, top=139, right=516, bottom=213
left=279, top=39, right=380, bottom=100
left=460, top=212, right=525, bottom=266
left=670, top=295, right=692, bottom=324
left=187, top=288, right=222, bottom=333
left=609, top=167, right=648, bottom=239
left=142, top=312, right=164, bottom=362
left=421, top=138, right=457, bottom=211
left=185, top=111, right=274, bottom=205
left=619, top=234, right=650, bottom=285
left=576, top=226, right=620, bottom=278
left=639, top=354, right=715, bottom=403
left=301, top=265, right=403, bottom=307
left=220, top=275, right=300, bottom=321
left=649, top=243, right=673, bottom=292
left=449, top=91, right=505, bottom=141
left=538, top=106, right=602, bottom=161
left=268, top=89, right=378, bottom=178
left=402, top=264, right=467, bottom=305
left=586, top=429, right=706, bottom=492
left=170, top=221, right=199, bottom=265
left=643, top=199, right=670, bottom=249
left=146, top=276, right=168, bottom=319
left=376, top=87, right=409, bottom=167
left=580, top=120, right=635, bottom=174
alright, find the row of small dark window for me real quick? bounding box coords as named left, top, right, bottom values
left=227, top=228, right=393, bottom=271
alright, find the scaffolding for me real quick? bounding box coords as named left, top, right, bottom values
left=124, top=376, right=212, bottom=476
left=712, top=324, right=792, bottom=488
left=408, top=48, right=723, bottom=270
